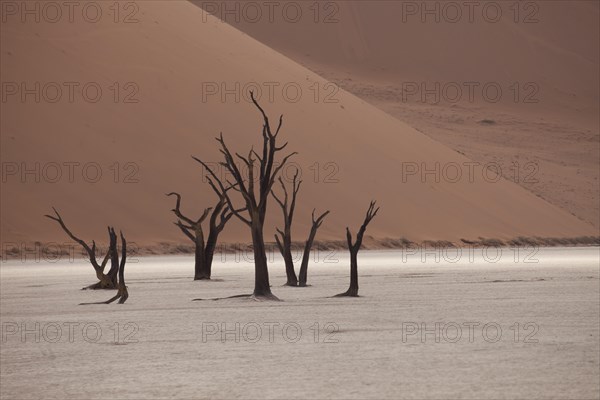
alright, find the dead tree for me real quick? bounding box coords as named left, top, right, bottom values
left=335, top=201, right=379, bottom=297
left=45, top=208, right=116, bottom=290
left=271, top=170, right=329, bottom=287
left=193, top=91, right=296, bottom=300
left=167, top=189, right=233, bottom=280
left=272, top=171, right=301, bottom=286
left=80, top=229, right=129, bottom=305
left=298, top=209, right=330, bottom=287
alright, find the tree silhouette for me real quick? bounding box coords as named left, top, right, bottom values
left=45, top=208, right=116, bottom=290
left=335, top=201, right=379, bottom=297
left=193, top=92, right=296, bottom=300
left=167, top=187, right=233, bottom=280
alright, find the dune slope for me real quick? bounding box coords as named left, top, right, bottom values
left=0, top=1, right=596, bottom=252
left=192, top=0, right=600, bottom=229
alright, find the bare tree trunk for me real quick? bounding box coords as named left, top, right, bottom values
left=194, top=235, right=209, bottom=280
left=106, top=227, right=120, bottom=287
left=282, top=238, right=297, bottom=286
left=346, top=251, right=359, bottom=296
left=251, top=222, right=272, bottom=297
left=276, top=229, right=298, bottom=286
left=298, top=244, right=312, bottom=287
left=204, top=230, right=218, bottom=279
left=336, top=201, right=379, bottom=297
left=299, top=209, right=330, bottom=287
left=115, top=232, right=129, bottom=303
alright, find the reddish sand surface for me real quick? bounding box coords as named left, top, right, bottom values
left=193, top=0, right=600, bottom=229
left=1, top=1, right=597, bottom=254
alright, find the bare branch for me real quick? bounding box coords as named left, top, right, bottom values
left=274, top=115, right=283, bottom=137
left=198, top=207, right=212, bottom=224
left=274, top=142, right=288, bottom=152
left=271, top=176, right=288, bottom=210
left=346, top=227, right=353, bottom=249
left=348, top=201, right=380, bottom=251
left=250, top=91, right=271, bottom=136
left=118, top=231, right=127, bottom=285
left=251, top=149, right=263, bottom=164
left=192, top=156, right=251, bottom=226
left=217, top=206, right=234, bottom=231
left=166, top=192, right=196, bottom=226
left=274, top=233, right=284, bottom=254
left=314, top=209, right=330, bottom=228
left=175, top=221, right=195, bottom=242
left=45, top=207, right=101, bottom=270
left=288, top=170, right=301, bottom=222
left=247, top=149, right=256, bottom=204
left=264, top=154, right=297, bottom=212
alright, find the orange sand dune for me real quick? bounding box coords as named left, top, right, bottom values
left=1, top=1, right=596, bottom=253
left=194, top=0, right=598, bottom=124
left=193, top=0, right=599, bottom=229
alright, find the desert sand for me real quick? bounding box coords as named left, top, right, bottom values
left=1, top=1, right=597, bottom=256
left=192, top=0, right=600, bottom=230
left=1, top=248, right=599, bottom=399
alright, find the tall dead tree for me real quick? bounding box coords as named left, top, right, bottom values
left=193, top=91, right=296, bottom=300
left=298, top=209, right=330, bottom=287
left=45, top=208, right=116, bottom=290
left=80, top=228, right=129, bottom=305
left=166, top=189, right=233, bottom=280
left=272, top=171, right=301, bottom=286
left=335, top=201, right=379, bottom=297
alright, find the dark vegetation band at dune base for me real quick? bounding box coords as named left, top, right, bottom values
left=44, top=92, right=383, bottom=302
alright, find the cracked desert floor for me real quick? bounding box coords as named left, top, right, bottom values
left=1, top=248, right=598, bottom=400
